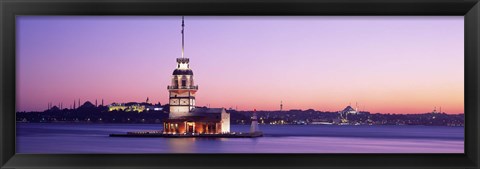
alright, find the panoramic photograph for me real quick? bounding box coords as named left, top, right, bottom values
left=16, top=16, right=464, bottom=153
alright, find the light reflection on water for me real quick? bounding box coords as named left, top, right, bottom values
left=166, top=138, right=197, bottom=153
left=16, top=123, right=464, bottom=153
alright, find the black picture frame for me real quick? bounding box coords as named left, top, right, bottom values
left=1, top=0, right=479, bottom=168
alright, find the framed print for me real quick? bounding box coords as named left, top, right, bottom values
left=1, top=0, right=479, bottom=168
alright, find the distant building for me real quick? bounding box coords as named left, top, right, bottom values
left=340, top=105, right=358, bottom=115
left=432, top=106, right=442, bottom=114
left=108, top=103, right=128, bottom=112
left=108, top=102, right=162, bottom=113
left=163, top=17, right=230, bottom=134
left=338, top=105, right=360, bottom=123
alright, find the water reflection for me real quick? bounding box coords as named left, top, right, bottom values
left=16, top=123, right=464, bottom=153
left=166, top=138, right=197, bottom=153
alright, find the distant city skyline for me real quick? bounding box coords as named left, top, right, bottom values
left=16, top=16, right=464, bottom=114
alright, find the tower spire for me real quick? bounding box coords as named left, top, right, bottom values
left=280, top=101, right=283, bottom=111
left=181, top=16, right=185, bottom=58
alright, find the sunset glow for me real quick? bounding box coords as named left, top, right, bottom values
left=16, top=16, right=464, bottom=114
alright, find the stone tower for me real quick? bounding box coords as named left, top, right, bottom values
left=167, top=16, right=198, bottom=118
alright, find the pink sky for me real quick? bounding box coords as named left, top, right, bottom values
left=16, top=16, right=464, bottom=114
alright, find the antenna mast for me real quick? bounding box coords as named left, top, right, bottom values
left=181, top=16, right=185, bottom=58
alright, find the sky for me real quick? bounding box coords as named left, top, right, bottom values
left=16, top=16, right=464, bottom=114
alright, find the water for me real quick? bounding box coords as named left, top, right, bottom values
left=16, top=123, right=464, bottom=153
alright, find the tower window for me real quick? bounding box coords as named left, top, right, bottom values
left=174, top=76, right=179, bottom=87
left=182, top=79, right=186, bottom=87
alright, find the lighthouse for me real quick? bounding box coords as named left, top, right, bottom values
left=162, top=17, right=230, bottom=134
left=250, top=109, right=260, bottom=133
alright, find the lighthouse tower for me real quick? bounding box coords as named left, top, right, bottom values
left=168, top=16, right=198, bottom=118
left=250, top=109, right=260, bottom=133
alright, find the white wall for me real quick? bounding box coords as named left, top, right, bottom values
left=169, top=106, right=190, bottom=118
left=221, top=109, right=230, bottom=133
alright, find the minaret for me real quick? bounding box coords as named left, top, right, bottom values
left=167, top=16, right=198, bottom=118
left=355, top=102, right=358, bottom=112
left=102, top=99, right=104, bottom=106
left=95, top=99, right=98, bottom=107
left=73, top=100, right=76, bottom=109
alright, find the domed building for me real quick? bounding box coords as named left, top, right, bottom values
left=163, top=17, right=230, bottom=134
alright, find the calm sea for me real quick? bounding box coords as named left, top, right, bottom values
left=16, top=123, right=464, bottom=153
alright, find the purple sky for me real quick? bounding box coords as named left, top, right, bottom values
left=16, top=16, right=464, bottom=114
